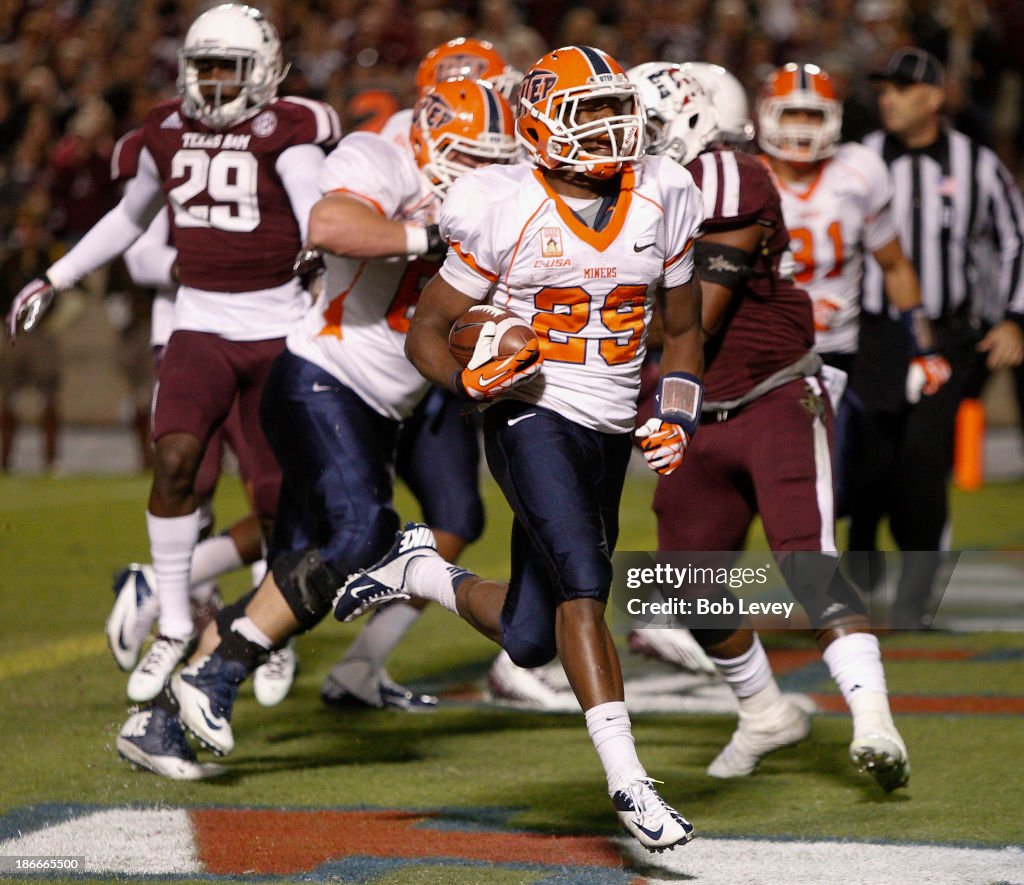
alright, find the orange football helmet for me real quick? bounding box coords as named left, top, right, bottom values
left=415, top=37, right=521, bottom=99
left=516, top=45, right=643, bottom=180
left=410, top=78, right=519, bottom=197
left=757, top=63, right=842, bottom=163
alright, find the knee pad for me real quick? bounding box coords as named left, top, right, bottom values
left=779, top=552, right=867, bottom=627
left=272, top=547, right=345, bottom=631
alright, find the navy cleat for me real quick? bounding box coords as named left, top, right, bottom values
left=612, top=778, right=695, bottom=852
left=116, top=706, right=225, bottom=781
left=333, top=523, right=437, bottom=623
left=171, top=653, right=249, bottom=756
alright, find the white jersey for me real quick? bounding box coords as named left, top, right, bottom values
left=379, top=108, right=413, bottom=152
left=286, top=131, right=436, bottom=421
left=439, top=156, right=703, bottom=433
left=765, top=142, right=897, bottom=354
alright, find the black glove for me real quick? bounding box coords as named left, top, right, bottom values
left=293, top=247, right=325, bottom=292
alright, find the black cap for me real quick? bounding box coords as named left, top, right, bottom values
left=869, top=47, right=945, bottom=87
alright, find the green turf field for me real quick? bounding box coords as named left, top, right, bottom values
left=1, top=473, right=1023, bottom=884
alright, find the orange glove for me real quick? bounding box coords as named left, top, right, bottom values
left=634, top=417, right=690, bottom=476
left=906, top=353, right=952, bottom=403
left=455, top=318, right=542, bottom=401
left=812, top=297, right=841, bottom=333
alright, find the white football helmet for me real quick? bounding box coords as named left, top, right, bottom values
left=757, top=63, right=842, bottom=163
left=681, top=62, right=755, bottom=145
left=627, top=62, right=718, bottom=165
left=178, top=4, right=287, bottom=129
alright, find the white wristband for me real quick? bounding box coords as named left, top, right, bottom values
left=404, top=223, right=429, bottom=256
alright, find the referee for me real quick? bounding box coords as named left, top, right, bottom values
left=846, top=47, right=1024, bottom=629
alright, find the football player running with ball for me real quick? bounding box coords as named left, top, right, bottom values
left=114, top=78, right=520, bottom=780
left=333, top=45, right=705, bottom=852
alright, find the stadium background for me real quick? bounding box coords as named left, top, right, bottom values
left=0, top=0, right=1023, bottom=446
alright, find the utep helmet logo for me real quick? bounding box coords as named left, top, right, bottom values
left=418, top=93, right=456, bottom=130
left=434, top=54, right=489, bottom=83
left=521, top=69, right=558, bottom=105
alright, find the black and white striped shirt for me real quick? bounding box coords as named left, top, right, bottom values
left=862, top=127, right=1024, bottom=325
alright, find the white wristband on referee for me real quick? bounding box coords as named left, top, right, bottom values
left=404, top=223, right=430, bottom=257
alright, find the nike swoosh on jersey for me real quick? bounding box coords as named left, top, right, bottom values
left=633, top=242, right=656, bottom=252
left=507, top=412, right=537, bottom=426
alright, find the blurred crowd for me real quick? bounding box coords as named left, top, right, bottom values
left=1, top=0, right=1022, bottom=270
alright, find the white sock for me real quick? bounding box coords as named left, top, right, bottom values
left=190, top=533, right=243, bottom=586
left=585, top=701, right=646, bottom=793
left=711, top=634, right=785, bottom=719
left=822, top=633, right=895, bottom=738
left=148, top=510, right=201, bottom=640
left=189, top=578, right=218, bottom=604
left=229, top=616, right=273, bottom=650
left=406, top=555, right=465, bottom=613
left=342, top=603, right=422, bottom=672
left=710, top=633, right=774, bottom=698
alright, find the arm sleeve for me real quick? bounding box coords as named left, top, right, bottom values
left=277, top=142, right=328, bottom=243
left=124, top=211, right=176, bottom=289
left=46, top=148, right=162, bottom=290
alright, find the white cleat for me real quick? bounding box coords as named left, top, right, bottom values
left=127, top=635, right=192, bottom=702
left=116, top=707, right=225, bottom=781
left=106, top=564, right=159, bottom=671
left=850, top=731, right=910, bottom=792
left=628, top=626, right=718, bottom=675
left=487, top=651, right=565, bottom=709
left=253, top=641, right=298, bottom=707
left=333, top=523, right=437, bottom=622
left=707, top=699, right=811, bottom=778
left=612, top=778, right=694, bottom=852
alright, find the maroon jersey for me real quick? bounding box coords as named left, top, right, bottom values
left=685, top=149, right=814, bottom=402
left=141, top=96, right=340, bottom=293
left=111, top=128, right=144, bottom=182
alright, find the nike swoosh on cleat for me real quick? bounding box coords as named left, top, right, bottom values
left=634, top=821, right=664, bottom=841
left=117, top=624, right=131, bottom=652
left=633, top=242, right=655, bottom=252
left=196, top=697, right=224, bottom=732
left=507, top=412, right=537, bottom=426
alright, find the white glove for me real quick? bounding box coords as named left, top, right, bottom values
left=6, top=277, right=56, bottom=342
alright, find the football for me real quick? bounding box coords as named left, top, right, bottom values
left=449, top=304, right=538, bottom=368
